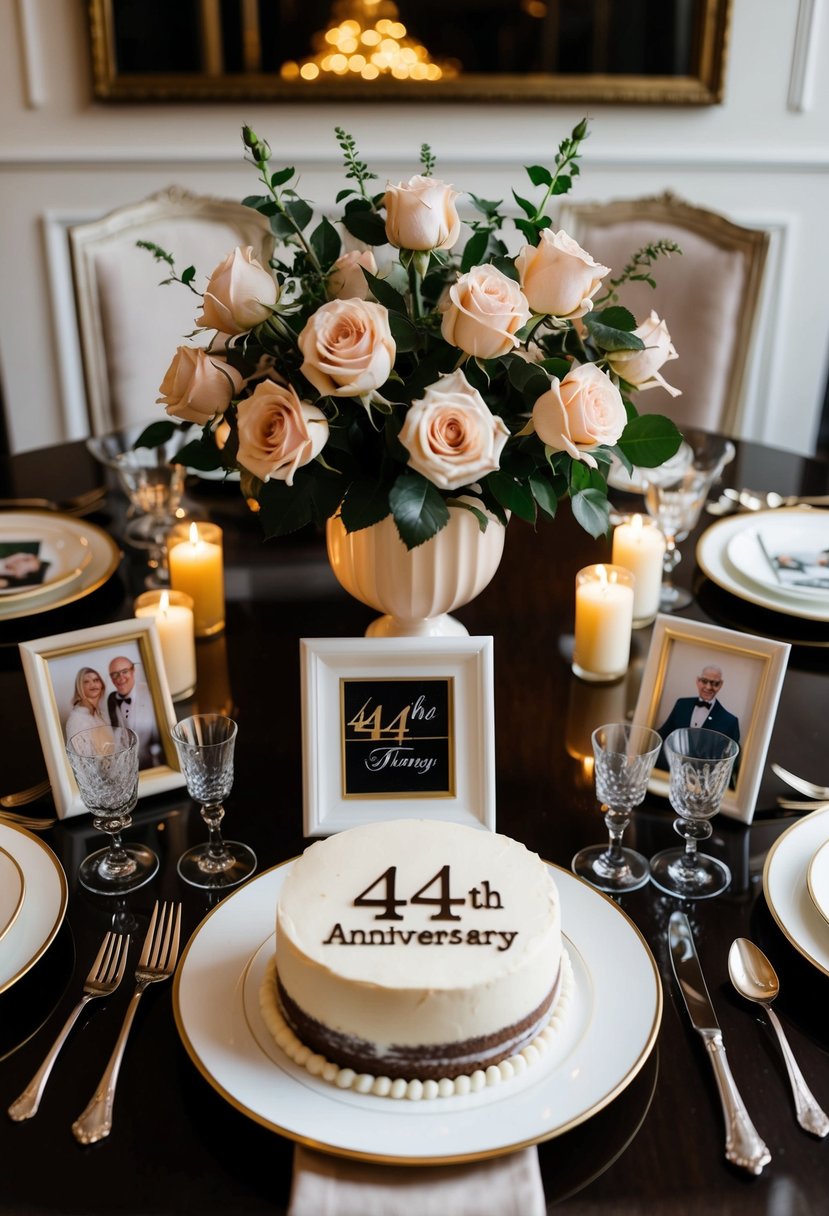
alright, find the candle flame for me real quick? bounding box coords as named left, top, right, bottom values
left=597, top=564, right=608, bottom=588
left=160, top=590, right=170, bottom=614
left=189, top=522, right=199, bottom=545
left=632, top=513, right=643, bottom=534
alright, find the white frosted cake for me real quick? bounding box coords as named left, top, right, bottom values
left=264, top=819, right=568, bottom=1097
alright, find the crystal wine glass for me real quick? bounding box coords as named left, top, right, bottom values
left=571, top=723, right=662, bottom=894
left=66, top=726, right=159, bottom=895
left=114, top=451, right=187, bottom=588
left=171, top=714, right=257, bottom=889
left=649, top=727, right=739, bottom=900
left=644, top=434, right=735, bottom=611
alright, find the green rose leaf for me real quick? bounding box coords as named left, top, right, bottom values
left=596, top=306, right=637, bottom=332
left=285, top=199, right=313, bottom=232
left=491, top=256, right=519, bottom=282
left=447, top=498, right=490, bottom=533
left=342, top=208, right=389, bottom=246
left=460, top=228, right=489, bottom=274
left=389, top=472, right=450, bottom=549
left=258, top=476, right=316, bottom=538
left=583, top=311, right=645, bottom=353
left=363, top=272, right=407, bottom=314
left=529, top=474, right=559, bottom=519
left=617, top=415, right=683, bottom=468
left=388, top=311, right=419, bottom=353
left=172, top=438, right=223, bottom=472
left=486, top=471, right=536, bottom=523
left=340, top=478, right=392, bottom=532
left=270, top=167, right=295, bottom=187
left=310, top=216, right=342, bottom=266
left=133, top=419, right=181, bottom=449
left=570, top=487, right=611, bottom=538
left=525, top=164, right=553, bottom=188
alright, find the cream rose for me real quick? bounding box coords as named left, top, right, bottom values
left=532, top=363, right=626, bottom=469
left=236, top=379, right=328, bottom=484
left=157, top=347, right=243, bottom=425
left=606, top=311, right=681, bottom=396
left=441, top=266, right=531, bottom=359
left=326, top=249, right=378, bottom=301
left=515, top=230, right=610, bottom=319
left=196, top=245, right=278, bottom=334
left=298, top=299, right=395, bottom=398
left=384, top=176, right=461, bottom=251
left=398, top=369, right=510, bottom=491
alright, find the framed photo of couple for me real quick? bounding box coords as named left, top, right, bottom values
left=634, top=616, right=791, bottom=825
left=20, top=619, right=185, bottom=819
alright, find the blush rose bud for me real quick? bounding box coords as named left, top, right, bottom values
left=157, top=348, right=244, bottom=425
left=606, top=311, right=681, bottom=397
left=196, top=246, right=279, bottom=335
left=327, top=249, right=378, bottom=301
left=531, top=363, right=627, bottom=469
left=515, top=230, right=610, bottom=320
left=441, top=266, right=531, bottom=360
left=384, top=176, right=461, bottom=252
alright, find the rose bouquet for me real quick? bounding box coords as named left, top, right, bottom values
left=142, top=119, right=682, bottom=549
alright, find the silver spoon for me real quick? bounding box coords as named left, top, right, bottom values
left=728, top=938, right=829, bottom=1137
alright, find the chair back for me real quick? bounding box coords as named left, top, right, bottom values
left=69, top=188, right=274, bottom=434
left=557, top=192, right=769, bottom=434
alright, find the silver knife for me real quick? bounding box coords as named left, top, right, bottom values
left=669, top=911, right=771, bottom=1175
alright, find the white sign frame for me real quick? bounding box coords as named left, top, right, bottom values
left=300, top=636, right=496, bottom=837
left=20, top=618, right=185, bottom=819
left=633, top=614, right=790, bottom=824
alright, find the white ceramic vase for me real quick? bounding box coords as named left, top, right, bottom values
left=326, top=503, right=506, bottom=637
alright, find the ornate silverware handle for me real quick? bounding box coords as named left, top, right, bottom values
left=8, top=998, right=91, bottom=1121
left=765, top=1004, right=829, bottom=1137
left=71, top=983, right=147, bottom=1145
left=703, top=1031, right=771, bottom=1174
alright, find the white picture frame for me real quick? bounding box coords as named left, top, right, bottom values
left=633, top=615, right=790, bottom=824
left=300, top=636, right=495, bottom=837
left=19, top=618, right=185, bottom=819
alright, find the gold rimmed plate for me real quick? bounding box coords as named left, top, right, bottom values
left=0, top=515, right=121, bottom=623
left=0, top=823, right=67, bottom=994
left=763, top=806, right=829, bottom=977
left=0, top=845, right=25, bottom=942
left=173, top=860, right=661, bottom=1164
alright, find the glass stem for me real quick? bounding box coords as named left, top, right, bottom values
left=663, top=533, right=680, bottom=591
left=201, top=802, right=231, bottom=864
left=603, top=805, right=631, bottom=867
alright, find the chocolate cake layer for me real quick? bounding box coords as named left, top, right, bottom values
left=276, top=963, right=561, bottom=1082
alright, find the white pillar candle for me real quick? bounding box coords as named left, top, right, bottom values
left=611, top=514, right=666, bottom=628
left=167, top=521, right=225, bottom=637
left=134, top=589, right=197, bottom=701
left=572, top=564, right=635, bottom=684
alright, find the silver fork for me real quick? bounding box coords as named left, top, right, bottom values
left=72, top=901, right=182, bottom=1145
left=8, top=932, right=129, bottom=1121
left=772, top=764, right=829, bottom=801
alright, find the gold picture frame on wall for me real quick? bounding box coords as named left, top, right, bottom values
left=88, top=0, right=731, bottom=106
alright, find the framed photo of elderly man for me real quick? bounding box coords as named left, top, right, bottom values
left=19, top=619, right=185, bottom=819
left=633, top=616, right=790, bottom=825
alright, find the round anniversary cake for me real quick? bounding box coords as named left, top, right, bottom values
left=260, top=818, right=572, bottom=1100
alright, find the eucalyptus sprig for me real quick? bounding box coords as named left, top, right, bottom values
left=596, top=239, right=683, bottom=305
left=136, top=241, right=201, bottom=296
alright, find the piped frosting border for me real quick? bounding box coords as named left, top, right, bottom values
left=259, top=949, right=574, bottom=1101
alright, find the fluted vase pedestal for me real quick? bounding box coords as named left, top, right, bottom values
left=325, top=504, right=505, bottom=638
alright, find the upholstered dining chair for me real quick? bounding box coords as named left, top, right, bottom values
left=68, top=188, right=274, bottom=435
left=557, top=192, right=770, bottom=434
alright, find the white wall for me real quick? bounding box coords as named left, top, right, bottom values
left=1, top=0, right=828, bottom=454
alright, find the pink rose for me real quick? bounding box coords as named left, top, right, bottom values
left=441, top=266, right=531, bottom=359
left=606, top=311, right=681, bottom=396
left=398, top=369, right=510, bottom=491
left=532, top=363, right=626, bottom=469
left=196, top=245, right=278, bottom=334
left=157, top=347, right=243, bottom=425
left=327, top=249, right=378, bottom=301
left=298, top=299, right=395, bottom=398
left=236, top=379, right=328, bottom=484
left=384, top=176, right=461, bottom=251
left=515, top=230, right=610, bottom=319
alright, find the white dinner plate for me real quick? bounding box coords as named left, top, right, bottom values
left=0, top=516, right=121, bottom=622
left=726, top=513, right=829, bottom=601
left=0, top=512, right=92, bottom=600
left=0, top=845, right=25, bottom=942
left=697, top=509, right=829, bottom=622
left=173, top=861, right=662, bottom=1164
left=807, top=837, right=829, bottom=929
left=763, top=806, right=829, bottom=977
left=0, top=823, right=67, bottom=994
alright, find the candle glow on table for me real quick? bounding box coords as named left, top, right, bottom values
left=572, top=564, right=635, bottom=684
left=168, top=521, right=225, bottom=637
left=134, top=589, right=197, bottom=700
left=611, top=513, right=666, bottom=628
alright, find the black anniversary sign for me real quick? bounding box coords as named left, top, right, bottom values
left=340, top=677, right=455, bottom=798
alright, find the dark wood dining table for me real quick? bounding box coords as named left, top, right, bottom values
left=1, top=435, right=829, bottom=1214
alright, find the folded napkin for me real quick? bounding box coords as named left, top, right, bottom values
left=288, top=1145, right=546, bottom=1216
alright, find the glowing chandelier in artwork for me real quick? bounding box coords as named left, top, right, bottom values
left=280, top=0, right=460, bottom=83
